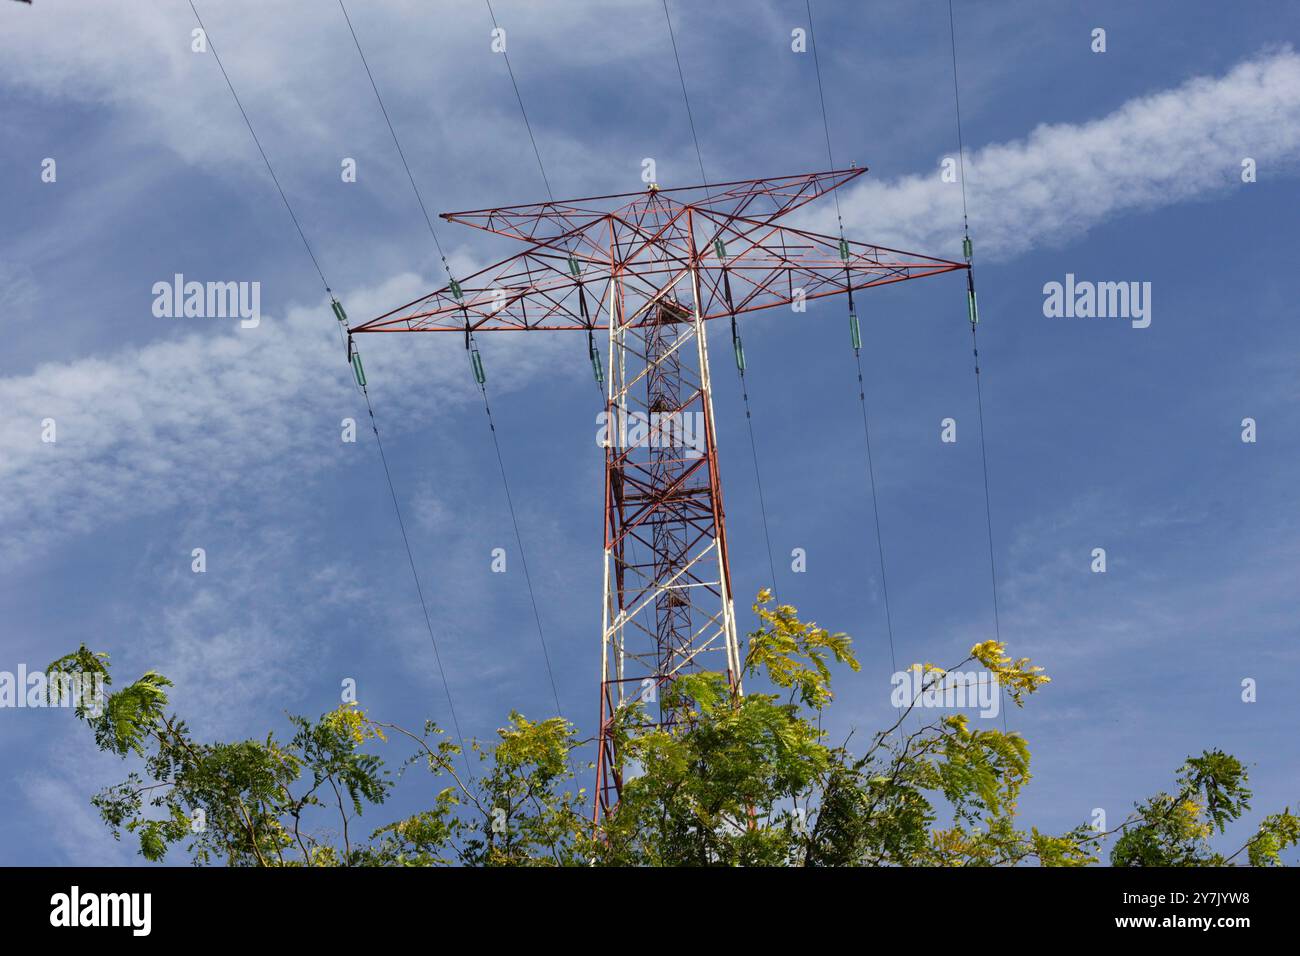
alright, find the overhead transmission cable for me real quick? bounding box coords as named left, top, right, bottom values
left=186, top=3, right=331, bottom=299
left=338, top=0, right=563, bottom=719
left=185, top=0, right=472, bottom=770
left=482, top=0, right=554, bottom=202
left=661, top=0, right=783, bottom=603
left=947, top=0, right=1007, bottom=732
left=480, top=0, right=604, bottom=403
left=803, top=0, right=898, bottom=678
left=662, top=0, right=709, bottom=192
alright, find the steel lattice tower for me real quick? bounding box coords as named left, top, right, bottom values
left=349, top=169, right=967, bottom=821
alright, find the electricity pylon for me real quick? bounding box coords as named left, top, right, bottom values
left=349, top=169, right=967, bottom=821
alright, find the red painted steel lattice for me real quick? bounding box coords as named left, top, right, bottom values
left=351, top=169, right=967, bottom=822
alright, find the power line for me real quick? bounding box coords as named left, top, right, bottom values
left=338, top=0, right=564, bottom=718
left=947, top=0, right=971, bottom=233
left=803, top=0, right=898, bottom=675
left=361, top=386, right=472, bottom=757
left=738, top=364, right=783, bottom=602
left=851, top=350, right=898, bottom=676
left=476, top=381, right=564, bottom=715
left=804, top=0, right=845, bottom=236
left=337, top=0, right=451, bottom=269
left=483, top=0, right=554, bottom=201
left=947, top=0, right=999, bottom=642
left=188, top=1, right=330, bottom=296
left=661, top=0, right=783, bottom=601
left=968, top=323, right=1002, bottom=648
left=476, top=0, right=600, bottom=404
left=186, top=0, right=472, bottom=767
left=947, top=0, right=1007, bottom=732
left=661, top=0, right=708, bottom=191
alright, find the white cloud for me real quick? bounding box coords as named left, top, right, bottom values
left=997, top=489, right=1300, bottom=670
left=0, top=271, right=564, bottom=562
left=16, top=729, right=139, bottom=866
left=0, top=262, right=39, bottom=324
left=809, top=48, right=1300, bottom=260
left=0, top=0, right=676, bottom=197
left=6, top=47, right=1298, bottom=566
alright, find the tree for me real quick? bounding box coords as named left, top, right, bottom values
left=1109, top=749, right=1300, bottom=867
left=49, top=593, right=1298, bottom=866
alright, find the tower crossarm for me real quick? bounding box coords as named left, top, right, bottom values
left=348, top=223, right=965, bottom=336
left=348, top=240, right=617, bottom=334
left=688, top=221, right=967, bottom=321
left=436, top=169, right=867, bottom=245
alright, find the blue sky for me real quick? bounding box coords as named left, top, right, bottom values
left=2, top=0, right=1298, bottom=865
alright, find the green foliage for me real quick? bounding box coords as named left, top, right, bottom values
left=45, top=645, right=110, bottom=717
left=1247, top=812, right=1300, bottom=866
left=55, top=597, right=1294, bottom=867
left=1110, top=749, right=1300, bottom=867
left=62, top=666, right=393, bottom=864
left=100, top=673, right=172, bottom=756
left=363, top=712, right=591, bottom=867
left=744, top=588, right=858, bottom=708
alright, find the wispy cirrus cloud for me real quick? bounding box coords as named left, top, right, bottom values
left=814, top=48, right=1300, bottom=259
left=0, top=271, right=561, bottom=563
left=6, top=50, right=1300, bottom=565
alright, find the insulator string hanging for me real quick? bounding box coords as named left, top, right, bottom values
left=804, top=0, right=899, bottom=677
left=337, top=0, right=565, bottom=718
left=948, top=0, right=1007, bottom=732
left=664, top=0, right=783, bottom=600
